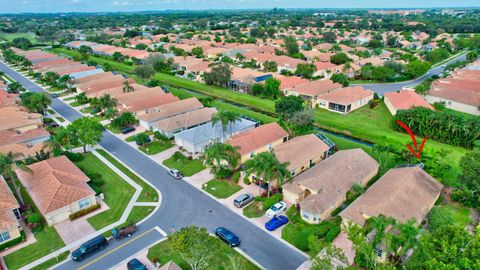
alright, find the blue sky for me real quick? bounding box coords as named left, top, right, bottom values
left=0, top=0, right=479, bottom=13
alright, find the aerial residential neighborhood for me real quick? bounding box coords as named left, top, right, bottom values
left=0, top=1, right=479, bottom=270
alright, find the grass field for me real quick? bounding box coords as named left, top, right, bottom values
left=96, top=149, right=159, bottom=202
left=202, top=179, right=242, bottom=199
left=103, top=206, right=155, bottom=237
left=0, top=32, right=38, bottom=43
left=163, top=152, right=206, bottom=177
left=29, top=251, right=70, bottom=270
left=75, top=153, right=135, bottom=230
left=139, top=140, right=173, bottom=155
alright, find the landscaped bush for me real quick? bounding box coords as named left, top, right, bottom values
left=232, top=171, right=240, bottom=184
left=153, top=131, right=169, bottom=142
left=135, top=133, right=150, bottom=145
left=172, top=151, right=184, bottom=160
left=69, top=203, right=100, bottom=221
left=243, top=175, right=251, bottom=185
left=214, top=166, right=232, bottom=179
left=0, top=231, right=26, bottom=252
left=65, top=151, right=84, bottom=162
left=27, top=213, right=41, bottom=224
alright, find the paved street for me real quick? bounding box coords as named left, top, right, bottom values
left=352, top=52, right=467, bottom=93
left=0, top=62, right=307, bottom=270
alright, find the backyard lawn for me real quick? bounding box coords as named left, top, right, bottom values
left=75, top=153, right=135, bottom=230
left=147, top=237, right=259, bottom=270
left=163, top=152, right=205, bottom=177
left=139, top=140, right=173, bottom=155
left=3, top=226, right=65, bottom=270
left=202, top=179, right=242, bottom=199
left=96, top=149, right=159, bottom=202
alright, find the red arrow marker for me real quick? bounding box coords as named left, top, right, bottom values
left=396, top=120, right=427, bottom=159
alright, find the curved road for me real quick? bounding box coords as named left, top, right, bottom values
left=0, top=62, right=307, bottom=270
left=351, top=52, right=467, bottom=94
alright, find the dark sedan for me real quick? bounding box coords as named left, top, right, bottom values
left=265, top=215, right=289, bottom=231
left=215, top=227, right=240, bottom=247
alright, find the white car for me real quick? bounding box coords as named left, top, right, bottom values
left=266, top=201, right=287, bottom=217
left=168, top=169, right=183, bottom=179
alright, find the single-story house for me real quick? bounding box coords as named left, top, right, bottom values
left=283, top=148, right=379, bottom=224
left=0, top=176, right=22, bottom=246
left=316, top=86, right=374, bottom=114
left=16, top=156, right=97, bottom=226
left=273, top=134, right=334, bottom=178
left=0, top=128, right=50, bottom=159
left=0, top=106, right=43, bottom=133
left=384, top=90, right=434, bottom=115
left=117, top=93, right=179, bottom=116
left=153, top=107, right=217, bottom=138
left=228, top=122, right=289, bottom=163
left=425, top=78, right=480, bottom=116
left=174, top=118, right=257, bottom=154
left=284, top=79, right=342, bottom=107
left=340, top=166, right=443, bottom=227
left=137, top=98, right=204, bottom=129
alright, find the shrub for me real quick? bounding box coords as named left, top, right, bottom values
left=31, top=223, right=43, bottom=233
left=215, top=166, right=232, bottom=179
left=324, top=224, right=341, bottom=242
left=232, top=171, right=240, bottom=184
left=172, top=151, right=185, bottom=161
left=65, top=151, right=84, bottom=162
left=27, top=213, right=41, bottom=224
left=88, top=182, right=102, bottom=195
left=369, top=99, right=379, bottom=109
left=286, top=206, right=301, bottom=223
left=69, top=204, right=101, bottom=221
left=262, top=194, right=284, bottom=211
left=0, top=231, right=26, bottom=251
left=243, top=175, right=251, bottom=185
left=135, top=133, right=150, bottom=145
left=153, top=131, right=169, bottom=142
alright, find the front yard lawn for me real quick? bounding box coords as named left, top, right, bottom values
left=147, top=236, right=259, bottom=270
left=163, top=152, right=205, bottom=177
left=243, top=200, right=264, bottom=218
left=75, top=153, right=135, bottom=230
left=103, top=206, right=155, bottom=237
left=3, top=226, right=65, bottom=270
left=96, top=149, right=158, bottom=202
left=30, top=251, right=70, bottom=270
left=202, top=179, right=242, bottom=199
left=55, top=117, right=65, bottom=123
left=139, top=140, right=173, bottom=155
left=69, top=101, right=81, bottom=107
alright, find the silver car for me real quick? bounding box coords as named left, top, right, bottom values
left=233, top=193, right=254, bottom=208
left=168, top=169, right=183, bottom=179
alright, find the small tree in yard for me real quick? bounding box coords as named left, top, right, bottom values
left=69, top=117, right=104, bottom=153
left=244, top=152, right=290, bottom=197
left=203, top=63, right=231, bottom=87
left=111, top=112, right=138, bottom=129
left=169, top=226, right=215, bottom=270
left=135, top=133, right=150, bottom=145
left=204, top=143, right=240, bottom=178
left=134, top=65, right=155, bottom=80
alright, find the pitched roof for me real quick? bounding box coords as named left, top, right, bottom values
left=317, top=86, right=374, bottom=105
left=16, top=156, right=95, bottom=215
left=276, top=75, right=309, bottom=90
left=159, top=261, right=182, bottom=270
left=0, top=107, right=42, bottom=131
left=153, top=107, right=216, bottom=133
left=229, top=122, right=288, bottom=156
left=0, top=176, right=20, bottom=231
left=384, top=90, right=434, bottom=111
left=429, top=78, right=480, bottom=106
left=137, top=98, right=203, bottom=123
left=290, top=79, right=342, bottom=97
left=117, top=93, right=179, bottom=114
left=340, top=167, right=443, bottom=226
left=0, top=127, right=50, bottom=147
left=73, top=72, right=116, bottom=85
left=273, top=134, right=330, bottom=171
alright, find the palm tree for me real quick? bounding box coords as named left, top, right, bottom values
left=122, top=80, right=134, bottom=93
left=45, top=126, right=76, bottom=155
left=211, top=110, right=241, bottom=140
left=0, top=152, right=31, bottom=205
left=36, top=93, right=52, bottom=115
left=204, top=143, right=240, bottom=176
left=104, top=107, right=119, bottom=121
left=99, top=94, right=118, bottom=111
left=342, top=61, right=352, bottom=75
left=244, top=152, right=290, bottom=197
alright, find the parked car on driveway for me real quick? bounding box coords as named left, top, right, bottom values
left=111, top=223, right=137, bottom=240
left=72, top=235, right=109, bottom=262
left=127, top=258, right=147, bottom=270
left=215, top=227, right=240, bottom=247
left=266, top=201, right=287, bottom=217
left=233, top=193, right=254, bottom=208
left=168, top=169, right=183, bottom=179
left=265, top=215, right=289, bottom=231
left=121, top=126, right=135, bottom=134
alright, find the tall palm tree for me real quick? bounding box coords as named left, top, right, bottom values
left=211, top=110, right=241, bottom=140
left=244, top=152, right=290, bottom=197
left=122, top=80, right=134, bottom=93
left=0, top=152, right=31, bottom=205
left=36, top=93, right=52, bottom=115
left=204, top=143, right=240, bottom=176
left=99, top=94, right=118, bottom=111
left=342, top=60, right=352, bottom=75
left=104, top=107, right=119, bottom=121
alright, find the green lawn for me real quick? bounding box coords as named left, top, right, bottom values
left=125, top=132, right=146, bottom=142
left=0, top=32, right=38, bottom=43
left=163, top=152, right=206, bottom=177
left=202, top=179, right=242, bottom=199
left=75, top=153, right=135, bottom=230
left=30, top=251, right=70, bottom=270
left=3, top=226, right=65, bottom=270
left=429, top=204, right=472, bottom=230
left=103, top=206, right=155, bottom=237
left=47, top=109, right=55, bottom=114
left=243, top=201, right=264, bottom=218
left=55, top=117, right=65, bottom=123
left=139, top=140, right=173, bottom=155
left=147, top=237, right=259, bottom=270
left=69, top=101, right=81, bottom=107
left=63, top=95, right=77, bottom=101
left=96, top=149, right=158, bottom=202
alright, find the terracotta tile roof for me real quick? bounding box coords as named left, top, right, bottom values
left=273, top=134, right=330, bottom=171
left=137, top=97, right=203, bottom=123
left=384, top=90, right=434, bottom=111
left=290, top=79, right=342, bottom=97
left=73, top=72, right=117, bottom=85
left=0, top=91, right=19, bottom=108
left=0, top=177, right=20, bottom=231
left=229, top=122, right=288, bottom=156
left=16, top=156, right=94, bottom=215
left=0, top=127, right=50, bottom=147
left=317, top=86, right=374, bottom=105
left=429, top=78, right=480, bottom=106
left=340, top=167, right=443, bottom=226
left=154, top=107, right=216, bottom=133
left=0, top=107, right=42, bottom=131
left=0, top=142, right=49, bottom=160
left=284, top=149, right=379, bottom=214
left=276, top=75, right=309, bottom=90
left=33, top=58, right=73, bottom=69
left=315, top=61, right=338, bottom=71
left=88, top=83, right=156, bottom=98
left=452, top=69, right=480, bottom=81
left=118, top=93, right=179, bottom=114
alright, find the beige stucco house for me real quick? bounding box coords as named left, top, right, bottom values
left=283, top=149, right=379, bottom=224
left=16, top=156, right=97, bottom=226
left=0, top=177, right=22, bottom=246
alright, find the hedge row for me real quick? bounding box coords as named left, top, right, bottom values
left=69, top=203, right=101, bottom=221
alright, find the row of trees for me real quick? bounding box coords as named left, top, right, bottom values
left=395, top=107, right=480, bottom=149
